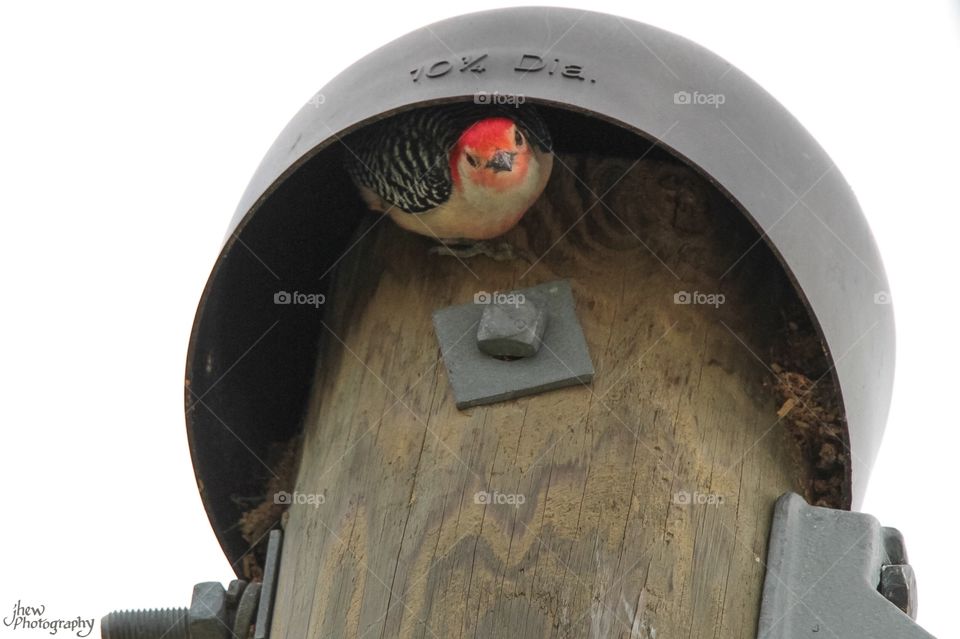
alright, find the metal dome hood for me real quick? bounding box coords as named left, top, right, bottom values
left=186, top=7, right=895, bottom=568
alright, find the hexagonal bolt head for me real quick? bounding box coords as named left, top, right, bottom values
left=879, top=564, right=917, bottom=620
left=190, top=582, right=229, bottom=639
left=477, top=299, right=547, bottom=358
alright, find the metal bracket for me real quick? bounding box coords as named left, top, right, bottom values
left=759, top=492, right=935, bottom=638
left=432, top=280, right=594, bottom=409
left=254, top=529, right=283, bottom=639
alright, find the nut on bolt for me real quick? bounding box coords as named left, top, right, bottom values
left=102, top=579, right=255, bottom=639
left=477, top=298, right=547, bottom=358
left=879, top=564, right=918, bottom=620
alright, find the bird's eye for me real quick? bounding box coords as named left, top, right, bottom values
left=515, top=129, right=524, bottom=147
left=466, top=154, right=479, bottom=167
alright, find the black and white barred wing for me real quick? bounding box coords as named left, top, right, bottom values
left=342, top=108, right=461, bottom=214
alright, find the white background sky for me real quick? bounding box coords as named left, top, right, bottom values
left=1, top=2, right=957, bottom=637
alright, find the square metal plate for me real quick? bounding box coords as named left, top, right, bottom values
left=432, top=280, right=594, bottom=409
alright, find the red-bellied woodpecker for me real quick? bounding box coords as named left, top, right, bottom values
left=343, top=104, right=553, bottom=260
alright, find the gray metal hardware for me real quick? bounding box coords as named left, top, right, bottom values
left=476, top=297, right=547, bottom=358
left=758, top=492, right=934, bottom=638
left=99, top=608, right=189, bottom=638
left=254, top=530, right=283, bottom=639
left=101, top=582, right=231, bottom=639
left=433, top=280, right=594, bottom=409
left=189, top=582, right=228, bottom=639
left=880, top=564, right=917, bottom=619
left=233, top=583, right=262, bottom=639
left=102, top=529, right=283, bottom=639
left=225, top=579, right=247, bottom=608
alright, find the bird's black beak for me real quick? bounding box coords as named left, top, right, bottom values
left=486, top=150, right=515, bottom=173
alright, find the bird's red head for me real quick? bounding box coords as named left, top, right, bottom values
left=450, top=117, right=534, bottom=191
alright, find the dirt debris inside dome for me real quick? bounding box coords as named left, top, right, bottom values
left=768, top=304, right=849, bottom=508
left=236, top=436, right=301, bottom=581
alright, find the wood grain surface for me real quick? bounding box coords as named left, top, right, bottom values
left=269, top=154, right=805, bottom=638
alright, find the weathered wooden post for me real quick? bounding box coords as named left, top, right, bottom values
left=180, top=8, right=935, bottom=639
